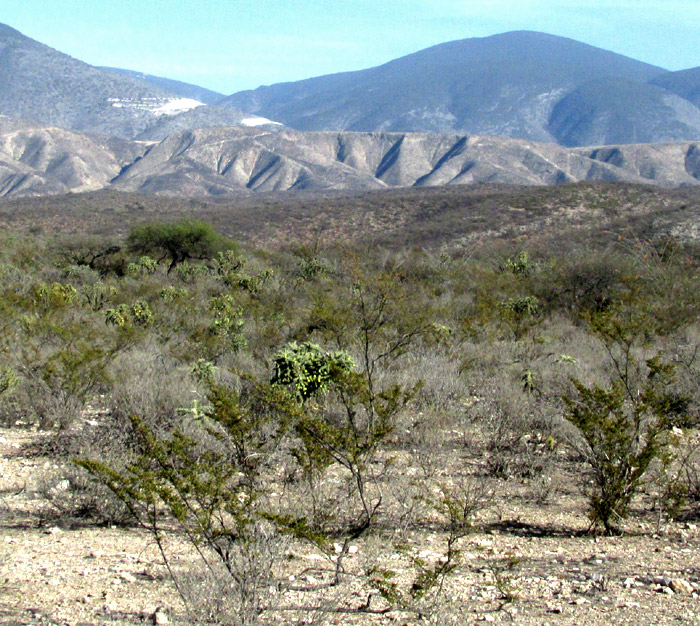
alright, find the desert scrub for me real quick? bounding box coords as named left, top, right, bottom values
left=271, top=340, right=355, bottom=401
left=76, top=377, right=298, bottom=625
left=564, top=355, right=690, bottom=533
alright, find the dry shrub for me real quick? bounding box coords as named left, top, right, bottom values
left=174, top=522, right=287, bottom=626
left=464, top=375, right=559, bottom=479
left=109, top=348, right=201, bottom=436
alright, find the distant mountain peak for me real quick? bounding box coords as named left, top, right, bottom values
left=218, top=30, right=683, bottom=146
left=1, top=23, right=700, bottom=149
left=0, top=23, right=261, bottom=139
left=0, top=23, right=25, bottom=38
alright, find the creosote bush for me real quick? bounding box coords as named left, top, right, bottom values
left=0, top=216, right=699, bottom=622
left=564, top=355, right=691, bottom=534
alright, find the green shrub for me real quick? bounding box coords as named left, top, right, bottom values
left=32, top=282, right=78, bottom=309
left=564, top=356, right=690, bottom=533
left=128, top=219, right=236, bottom=273
left=105, top=300, right=153, bottom=329
left=0, top=367, right=19, bottom=397
left=126, top=255, right=158, bottom=277
left=501, top=251, right=530, bottom=275
left=208, top=294, right=246, bottom=352
left=271, top=341, right=354, bottom=402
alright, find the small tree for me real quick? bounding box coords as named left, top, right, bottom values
left=128, top=220, right=236, bottom=273
left=564, top=356, right=690, bottom=534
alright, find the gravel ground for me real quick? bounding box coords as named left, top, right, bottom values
left=1, top=428, right=699, bottom=625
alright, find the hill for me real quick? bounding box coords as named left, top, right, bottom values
left=2, top=121, right=700, bottom=197
left=98, top=67, right=225, bottom=105
left=220, top=31, right=684, bottom=145
left=650, top=67, right=700, bottom=107
left=2, top=182, right=699, bottom=253
left=4, top=24, right=700, bottom=149
left=0, top=23, right=207, bottom=138
left=547, top=79, right=700, bottom=146
left=0, top=23, right=258, bottom=139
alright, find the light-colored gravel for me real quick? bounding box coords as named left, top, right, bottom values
left=1, top=428, right=699, bottom=625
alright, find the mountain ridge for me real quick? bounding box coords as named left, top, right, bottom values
left=2, top=22, right=700, bottom=171
left=1, top=121, right=700, bottom=198
left=99, top=67, right=225, bottom=105
left=0, top=23, right=257, bottom=140
left=220, top=30, right=682, bottom=146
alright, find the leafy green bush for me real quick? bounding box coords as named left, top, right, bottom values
left=564, top=356, right=690, bottom=533
left=105, top=300, right=153, bottom=329
left=271, top=341, right=354, bottom=401
left=128, top=219, right=236, bottom=273
left=0, top=367, right=19, bottom=397
left=207, top=294, right=246, bottom=352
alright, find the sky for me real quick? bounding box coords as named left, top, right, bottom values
left=3, top=0, right=700, bottom=95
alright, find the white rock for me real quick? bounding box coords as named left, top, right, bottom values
left=670, top=578, right=694, bottom=595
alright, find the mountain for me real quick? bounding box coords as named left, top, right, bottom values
left=4, top=23, right=700, bottom=150
left=106, top=129, right=700, bottom=194
left=99, top=67, right=225, bottom=105
left=547, top=79, right=700, bottom=146
left=0, top=23, right=211, bottom=138
left=0, top=115, right=148, bottom=196
left=650, top=67, right=700, bottom=108
left=2, top=120, right=700, bottom=198
left=133, top=105, right=283, bottom=141
left=220, top=31, right=675, bottom=145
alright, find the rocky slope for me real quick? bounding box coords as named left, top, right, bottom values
left=2, top=122, right=700, bottom=198
left=0, top=116, right=148, bottom=196
left=99, top=67, right=225, bottom=105
left=0, top=23, right=255, bottom=139
left=220, top=31, right=697, bottom=146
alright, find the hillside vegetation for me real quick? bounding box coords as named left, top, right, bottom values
left=1, top=184, right=700, bottom=623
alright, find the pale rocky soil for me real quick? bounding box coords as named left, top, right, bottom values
left=2, top=427, right=700, bottom=625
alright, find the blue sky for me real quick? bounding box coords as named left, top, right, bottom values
left=3, top=0, right=699, bottom=94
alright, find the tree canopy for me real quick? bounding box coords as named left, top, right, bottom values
left=127, top=219, right=235, bottom=273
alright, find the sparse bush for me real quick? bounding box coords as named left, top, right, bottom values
left=208, top=294, right=247, bottom=352
left=564, top=356, right=690, bottom=533
left=1, top=196, right=698, bottom=623
left=501, top=250, right=531, bottom=275
left=77, top=377, right=295, bottom=625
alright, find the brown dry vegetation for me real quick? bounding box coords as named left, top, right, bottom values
left=1, top=183, right=700, bottom=625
